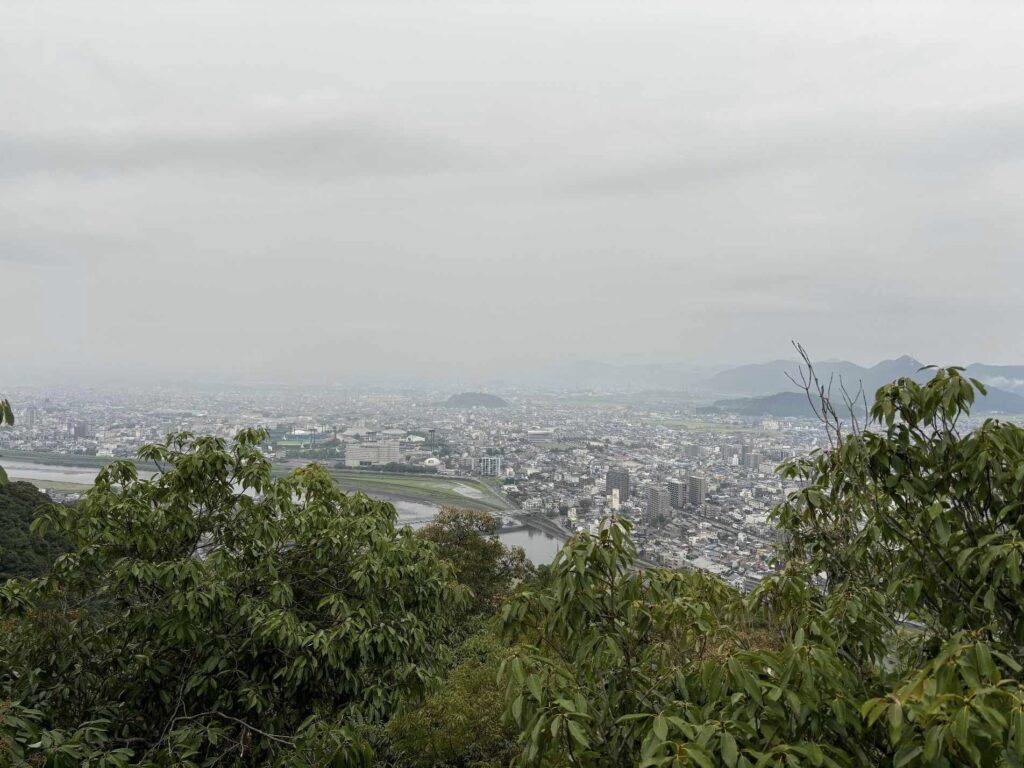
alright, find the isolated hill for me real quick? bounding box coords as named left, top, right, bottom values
left=445, top=392, right=509, bottom=408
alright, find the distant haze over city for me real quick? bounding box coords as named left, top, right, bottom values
left=3, top=1, right=1023, bottom=383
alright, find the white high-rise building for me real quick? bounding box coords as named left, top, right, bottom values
left=478, top=456, right=502, bottom=476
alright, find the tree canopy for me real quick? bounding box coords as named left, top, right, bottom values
left=0, top=429, right=466, bottom=767
left=416, top=507, right=533, bottom=617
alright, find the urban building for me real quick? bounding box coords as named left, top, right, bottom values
left=668, top=478, right=688, bottom=509
left=646, top=487, right=670, bottom=521
left=68, top=420, right=92, bottom=438
left=478, top=455, right=503, bottom=476
left=606, top=468, right=630, bottom=502
left=688, top=474, right=707, bottom=506
left=527, top=429, right=554, bottom=444
left=344, top=440, right=401, bottom=467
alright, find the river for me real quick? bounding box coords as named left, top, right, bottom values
left=6, top=462, right=563, bottom=565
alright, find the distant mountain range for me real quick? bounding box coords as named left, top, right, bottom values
left=705, top=355, right=1024, bottom=398
left=701, top=355, right=1024, bottom=416
left=518, top=356, right=1024, bottom=414
left=706, top=357, right=902, bottom=397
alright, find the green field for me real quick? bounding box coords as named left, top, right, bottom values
left=12, top=478, right=93, bottom=493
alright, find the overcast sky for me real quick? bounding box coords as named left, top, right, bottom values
left=2, top=1, right=1022, bottom=384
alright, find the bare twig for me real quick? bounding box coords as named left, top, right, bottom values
left=788, top=341, right=869, bottom=445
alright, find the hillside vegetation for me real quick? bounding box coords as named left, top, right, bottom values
left=1, top=368, right=1022, bottom=767
left=0, top=481, right=69, bottom=580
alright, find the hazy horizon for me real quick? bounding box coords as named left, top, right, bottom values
left=3, top=1, right=1024, bottom=385
left=2, top=352, right=1013, bottom=392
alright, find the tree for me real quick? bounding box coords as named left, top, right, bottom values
left=417, top=508, right=533, bottom=617
left=0, top=429, right=466, bottom=767
left=0, top=481, right=71, bottom=579
left=0, top=394, right=12, bottom=487
left=773, top=365, right=1024, bottom=766
left=385, top=630, right=520, bottom=768
left=499, top=519, right=870, bottom=767
left=499, top=368, right=1024, bottom=767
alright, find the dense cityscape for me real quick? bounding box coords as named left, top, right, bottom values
left=2, top=383, right=850, bottom=590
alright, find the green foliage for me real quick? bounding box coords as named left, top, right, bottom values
left=772, top=366, right=1024, bottom=766
left=0, top=396, right=12, bottom=487
left=417, top=508, right=533, bottom=617
left=499, top=368, right=1024, bottom=767
left=500, top=519, right=873, bottom=767
left=776, top=367, right=1024, bottom=643
left=0, top=482, right=71, bottom=580
left=386, top=629, right=519, bottom=768
left=0, top=429, right=466, bottom=767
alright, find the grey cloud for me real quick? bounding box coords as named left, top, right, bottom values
left=566, top=152, right=776, bottom=195
left=2, top=0, right=1023, bottom=380
left=565, top=106, right=1024, bottom=197
left=0, top=122, right=481, bottom=181
left=0, top=227, right=129, bottom=265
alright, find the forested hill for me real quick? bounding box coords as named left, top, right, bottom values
left=0, top=481, right=69, bottom=579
